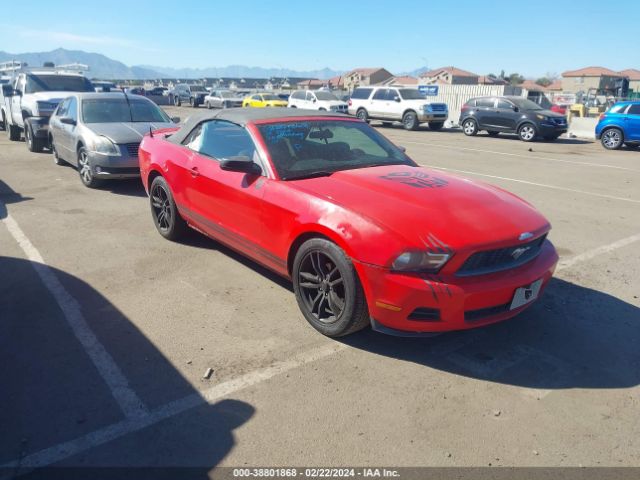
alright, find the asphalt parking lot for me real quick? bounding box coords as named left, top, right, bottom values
left=1, top=105, right=639, bottom=475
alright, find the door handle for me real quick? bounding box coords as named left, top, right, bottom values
left=190, top=167, right=199, bottom=177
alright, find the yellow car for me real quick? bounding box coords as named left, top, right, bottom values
left=242, top=93, right=288, bottom=108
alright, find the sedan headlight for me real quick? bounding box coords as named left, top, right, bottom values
left=391, top=251, right=452, bottom=273
left=535, top=114, right=551, bottom=121
left=91, top=136, right=121, bottom=156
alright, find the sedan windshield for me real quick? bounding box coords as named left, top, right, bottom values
left=257, top=120, right=414, bottom=180
left=82, top=98, right=171, bottom=123
left=510, top=98, right=543, bottom=111
left=314, top=91, right=339, bottom=101
left=25, top=74, right=94, bottom=93
left=399, top=89, right=425, bottom=100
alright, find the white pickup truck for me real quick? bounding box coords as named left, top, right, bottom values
left=0, top=69, right=94, bottom=152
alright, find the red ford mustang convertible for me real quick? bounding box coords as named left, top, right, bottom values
left=139, top=109, right=558, bottom=337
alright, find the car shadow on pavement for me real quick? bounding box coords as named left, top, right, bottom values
left=0, top=179, right=33, bottom=219
left=1, top=255, right=254, bottom=477
left=103, top=179, right=148, bottom=197
left=340, top=277, right=640, bottom=390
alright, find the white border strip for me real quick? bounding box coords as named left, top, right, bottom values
left=556, top=233, right=640, bottom=271
left=1, top=208, right=148, bottom=419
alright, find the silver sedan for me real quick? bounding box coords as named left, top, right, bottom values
left=48, top=92, right=178, bottom=188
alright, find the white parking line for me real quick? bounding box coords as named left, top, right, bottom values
left=1, top=207, right=148, bottom=420
left=426, top=166, right=640, bottom=204
left=1, top=342, right=346, bottom=471
left=385, top=137, right=640, bottom=172
left=556, top=233, right=640, bottom=272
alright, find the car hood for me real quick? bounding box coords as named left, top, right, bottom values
left=289, top=164, right=549, bottom=250
left=28, top=91, right=73, bottom=104
left=87, top=122, right=176, bottom=144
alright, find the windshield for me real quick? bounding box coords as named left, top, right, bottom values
left=510, top=98, right=543, bottom=111
left=257, top=120, right=414, bottom=180
left=314, top=91, right=339, bottom=101
left=82, top=98, right=171, bottom=123
left=399, top=89, right=425, bottom=100
left=262, top=94, right=279, bottom=101
left=25, top=74, right=94, bottom=93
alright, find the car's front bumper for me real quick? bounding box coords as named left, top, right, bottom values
left=417, top=112, right=448, bottom=122
left=354, top=240, right=558, bottom=334
left=538, top=121, right=567, bottom=136
left=87, top=151, right=140, bottom=179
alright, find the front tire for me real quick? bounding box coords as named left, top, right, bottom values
left=518, top=123, right=537, bottom=142
left=462, top=119, right=478, bottom=136
left=8, top=121, right=21, bottom=141
left=206, top=101, right=211, bottom=109
left=601, top=128, right=623, bottom=150
left=402, top=111, right=419, bottom=130
left=293, top=238, right=369, bottom=337
left=149, top=176, right=186, bottom=241
left=25, top=121, right=45, bottom=152
left=77, top=146, right=102, bottom=188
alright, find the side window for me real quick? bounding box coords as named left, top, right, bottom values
left=252, top=95, right=261, bottom=101
left=67, top=97, right=78, bottom=121
left=185, top=121, right=258, bottom=164
left=351, top=88, right=373, bottom=100
left=56, top=98, right=69, bottom=117
left=476, top=98, right=495, bottom=108
left=387, top=89, right=400, bottom=101
left=372, top=89, right=388, bottom=101
left=627, top=104, right=640, bottom=115
left=496, top=99, right=512, bottom=109
left=305, top=91, right=315, bottom=101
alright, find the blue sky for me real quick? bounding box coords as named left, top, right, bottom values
left=2, top=0, right=639, bottom=77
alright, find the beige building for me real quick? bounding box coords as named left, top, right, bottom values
left=561, top=67, right=624, bottom=93
left=343, top=68, right=393, bottom=91
left=419, top=66, right=479, bottom=85
left=619, top=69, right=640, bottom=93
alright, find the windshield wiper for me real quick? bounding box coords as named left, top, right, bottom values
left=283, top=171, right=334, bottom=180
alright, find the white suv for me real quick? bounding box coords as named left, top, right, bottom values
left=288, top=89, right=348, bottom=113
left=347, top=86, right=448, bottom=130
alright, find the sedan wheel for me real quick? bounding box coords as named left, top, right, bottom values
left=601, top=129, right=623, bottom=150
left=293, top=238, right=369, bottom=337
left=462, top=119, right=478, bottom=136
left=77, top=147, right=102, bottom=188
left=150, top=176, right=186, bottom=240
left=518, top=123, right=537, bottom=142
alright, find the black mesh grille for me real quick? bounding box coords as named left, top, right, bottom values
left=125, top=143, right=140, bottom=157
left=457, top=234, right=547, bottom=277
left=464, top=303, right=510, bottom=322
left=408, top=307, right=441, bottom=322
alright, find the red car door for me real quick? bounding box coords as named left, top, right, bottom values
left=181, top=120, right=280, bottom=270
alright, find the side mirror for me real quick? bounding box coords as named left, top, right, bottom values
left=394, top=96, right=401, bottom=102
left=312, top=98, right=317, bottom=103
left=513, top=106, right=520, bottom=112
left=60, top=117, right=77, bottom=126
left=220, top=156, right=261, bottom=175
left=397, top=145, right=407, bottom=153
left=171, top=116, right=180, bottom=123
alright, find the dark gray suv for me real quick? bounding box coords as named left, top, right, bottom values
left=459, top=96, right=567, bottom=142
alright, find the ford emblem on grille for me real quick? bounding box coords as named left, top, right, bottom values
left=511, top=246, right=531, bottom=260
left=518, top=232, right=534, bottom=241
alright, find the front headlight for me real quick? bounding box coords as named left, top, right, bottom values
left=535, top=114, right=551, bottom=121
left=391, top=251, right=452, bottom=273
left=91, top=136, right=121, bottom=156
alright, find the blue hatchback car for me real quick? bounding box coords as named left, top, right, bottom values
left=595, top=101, right=640, bottom=150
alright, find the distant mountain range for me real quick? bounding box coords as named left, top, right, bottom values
left=0, top=48, right=345, bottom=80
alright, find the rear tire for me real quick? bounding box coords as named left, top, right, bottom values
left=8, top=122, right=21, bottom=141
left=292, top=238, right=369, bottom=337
left=149, top=176, right=187, bottom=241
left=601, top=128, right=623, bottom=150
left=462, top=119, right=478, bottom=136
left=518, top=123, right=537, bottom=142
left=0, top=111, right=5, bottom=131
left=356, top=108, right=368, bottom=122
left=402, top=111, right=419, bottom=130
